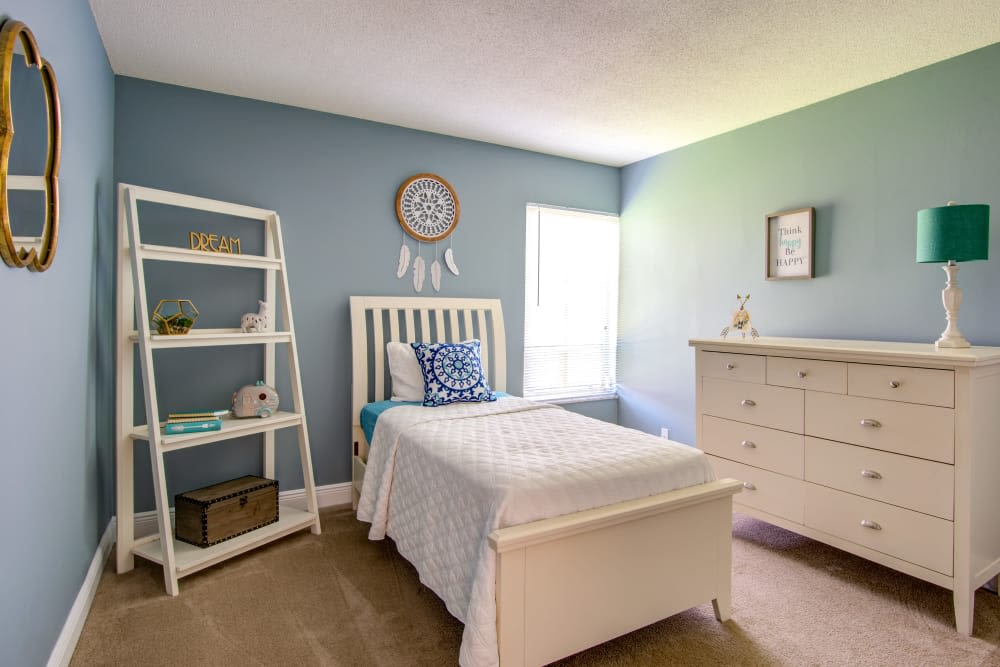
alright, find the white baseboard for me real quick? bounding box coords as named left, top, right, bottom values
left=51, top=481, right=351, bottom=664
left=279, top=480, right=352, bottom=511
left=134, top=481, right=352, bottom=536
left=47, top=518, right=116, bottom=667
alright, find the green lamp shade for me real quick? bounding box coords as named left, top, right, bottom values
left=916, top=204, right=990, bottom=263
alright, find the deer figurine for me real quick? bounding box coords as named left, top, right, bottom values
left=241, top=300, right=270, bottom=333
left=720, top=293, right=759, bottom=340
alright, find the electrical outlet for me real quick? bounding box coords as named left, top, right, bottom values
left=660, top=427, right=670, bottom=439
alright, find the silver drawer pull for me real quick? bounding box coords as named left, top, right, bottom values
left=889, top=380, right=901, bottom=389
left=797, top=370, right=808, bottom=378
left=861, top=469, right=882, bottom=479
left=743, top=481, right=757, bottom=491
left=726, top=363, right=735, bottom=370
left=741, top=399, right=756, bottom=407
left=860, top=419, right=882, bottom=428
left=860, top=519, right=882, bottom=531
left=741, top=440, right=756, bottom=448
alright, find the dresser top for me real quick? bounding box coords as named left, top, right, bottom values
left=689, top=336, right=1000, bottom=367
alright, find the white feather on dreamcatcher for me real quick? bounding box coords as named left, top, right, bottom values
left=396, top=237, right=459, bottom=293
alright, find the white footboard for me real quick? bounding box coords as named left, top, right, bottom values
left=490, top=478, right=742, bottom=667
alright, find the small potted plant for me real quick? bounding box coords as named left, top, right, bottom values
left=151, top=299, right=199, bottom=335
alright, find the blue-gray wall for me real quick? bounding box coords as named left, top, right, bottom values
left=114, top=78, right=620, bottom=507
left=0, top=1, right=115, bottom=665
left=618, top=43, right=1000, bottom=445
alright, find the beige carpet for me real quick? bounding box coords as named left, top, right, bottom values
left=72, top=507, right=1000, bottom=666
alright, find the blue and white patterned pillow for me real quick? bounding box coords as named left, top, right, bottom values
left=410, top=340, right=497, bottom=407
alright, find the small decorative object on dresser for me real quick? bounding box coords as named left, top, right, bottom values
left=232, top=380, right=279, bottom=418
left=174, top=475, right=279, bottom=548
left=150, top=298, right=199, bottom=335
left=765, top=207, right=814, bottom=280
left=720, top=293, right=759, bottom=340
left=916, top=201, right=990, bottom=348
left=690, top=336, right=1000, bottom=636
left=240, top=299, right=269, bottom=332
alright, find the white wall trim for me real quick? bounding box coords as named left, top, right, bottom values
left=47, top=517, right=116, bottom=667
left=280, top=480, right=352, bottom=511
left=50, top=481, right=351, bottom=664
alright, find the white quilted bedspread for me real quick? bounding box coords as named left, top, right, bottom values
left=356, top=397, right=715, bottom=667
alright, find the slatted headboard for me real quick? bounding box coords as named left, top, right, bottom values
left=349, top=296, right=507, bottom=452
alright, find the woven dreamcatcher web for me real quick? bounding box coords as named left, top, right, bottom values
left=394, top=173, right=460, bottom=292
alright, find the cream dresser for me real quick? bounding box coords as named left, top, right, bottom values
left=690, top=337, right=1000, bottom=635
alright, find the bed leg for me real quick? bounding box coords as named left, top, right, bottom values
left=712, top=496, right=735, bottom=622
left=712, top=596, right=731, bottom=622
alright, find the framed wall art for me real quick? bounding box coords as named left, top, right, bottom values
left=765, top=207, right=814, bottom=280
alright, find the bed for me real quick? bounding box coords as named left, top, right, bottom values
left=350, top=295, right=741, bottom=667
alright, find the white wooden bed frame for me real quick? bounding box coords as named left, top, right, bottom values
left=350, top=295, right=741, bottom=666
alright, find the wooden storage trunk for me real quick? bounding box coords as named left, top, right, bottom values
left=175, top=475, right=278, bottom=548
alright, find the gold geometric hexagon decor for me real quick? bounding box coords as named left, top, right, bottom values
left=151, top=299, right=199, bottom=335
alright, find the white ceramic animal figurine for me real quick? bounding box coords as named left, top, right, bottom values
left=241, top=300, right=269, bottom=333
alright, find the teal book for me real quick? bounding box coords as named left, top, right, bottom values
left=163, top=419, right=222, bottom=435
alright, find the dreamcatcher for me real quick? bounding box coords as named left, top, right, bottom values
left=394, top=173, right=461, bottom=292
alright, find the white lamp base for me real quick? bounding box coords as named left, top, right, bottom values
left=937, top=335, right=970, bottom=348
left=936, top=261, right=970, bottom=349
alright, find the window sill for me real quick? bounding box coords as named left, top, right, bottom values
left=528, top=393, right=618, bottom=406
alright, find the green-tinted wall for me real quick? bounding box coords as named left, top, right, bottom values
left=618, top=43, right=1000, bottom=444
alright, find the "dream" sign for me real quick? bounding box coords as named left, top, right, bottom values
left=189, top=232, right=241, bottom=254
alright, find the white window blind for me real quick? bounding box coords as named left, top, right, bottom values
left=523, top=204, right=619, bottom=401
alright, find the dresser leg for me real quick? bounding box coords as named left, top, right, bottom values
left=712, top=597, right=732, bottom=622
left=954, top=587, right=973, bottom=635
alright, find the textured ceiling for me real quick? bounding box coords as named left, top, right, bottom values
left=88, top=0, right=1000, bottom=167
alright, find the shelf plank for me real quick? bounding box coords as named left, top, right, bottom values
left=138, top=243, right=282, bottom=270
left=122, top=183, right=276, bottom=221
left=132, top=505, right=318, bottom=577
left=127, top=329, right=293, bottom=348
left=130, top=412, right=303, bottom=451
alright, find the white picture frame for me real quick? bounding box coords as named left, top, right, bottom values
left=766, top=207, right=814, bottom=280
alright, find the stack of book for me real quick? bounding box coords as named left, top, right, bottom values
left=162, top=410, right=229, bottom=435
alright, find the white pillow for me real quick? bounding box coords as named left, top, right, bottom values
left=387, top=341, right=424, bottom=401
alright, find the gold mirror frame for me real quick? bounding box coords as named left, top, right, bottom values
left=0, top=19, right=61, bottom=272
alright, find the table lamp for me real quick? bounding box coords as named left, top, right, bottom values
left=916, top=202, right=990, bottom=348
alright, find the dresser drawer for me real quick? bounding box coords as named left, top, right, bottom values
left=804, top=484, right=952, bottom=575
left=767, top=357, right=846, bottom=394
left=698, top=351, right=765, bottom=384
left=848, top=363, right=953, bottom=408
left=804, top=392, right=953, bottom=463
left=804, top=437, right=954, bottom=519
left=702, top=377, right=804, bottom=433
left=708, top=456, right=804, bottom=524
left=702, top=416, right=804, bottom=478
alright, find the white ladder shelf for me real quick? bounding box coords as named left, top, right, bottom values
left=114, top=183, right=321, bottom=595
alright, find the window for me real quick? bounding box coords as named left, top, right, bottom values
left=523, top=204, right=619, bottom=401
